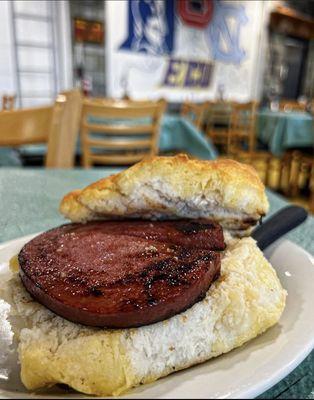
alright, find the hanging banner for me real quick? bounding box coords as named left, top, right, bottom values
left=119, top=0, right=247, bottom=63
left=163, top=59, right=213, bottom=88
left=207, top=2, right=248, bottom=64
left=120, top=0, right=175, bottom=55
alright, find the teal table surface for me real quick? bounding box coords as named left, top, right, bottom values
left=257, top=110, right=314, bottom=156
left=0, top=148, right=22, bottom=167
left=0, top=168, right=313, bottom=398
left=158, top=114, right=218, bottom=159
left=0, top=114, right=217, bottom=166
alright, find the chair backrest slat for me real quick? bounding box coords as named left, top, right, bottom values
left=83, top=101, right=164, bottom=119
left=87, top=138, right=152, bottom=149
left=82, top=122, right=154, bottom=135
left=90, top=152, right=150, bottom=165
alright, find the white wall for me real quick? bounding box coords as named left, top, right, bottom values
left=105, top=0, right=272, bottom=102
left=0, top=0, right=277, bottom=104
left=0, top=0, right=73, bottom=107
left=0, top=1, right=16, bottom=95
left=253, top=0, right=282, bottom=100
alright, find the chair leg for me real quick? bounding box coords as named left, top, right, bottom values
left=82, top=144, right=92, bottom=169
left=309, top=160, right=314, bottom=213
left=81, top=127, right=91, bottom=168
left=310, top=192, right=314, bottom=213
left=290, top=151, right=301, bottom=197
left=227, top=130, right=232, bottom=155
left=280, top=152, right=292, bottom=195
left=265, top=156, right=271, bottom=187
left=248, top=132, right=254, bottom=154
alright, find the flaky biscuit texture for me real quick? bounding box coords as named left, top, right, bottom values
left=60, top=155, right=269, bottom=234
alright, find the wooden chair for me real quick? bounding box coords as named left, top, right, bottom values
left=181, top=101, right=208, bottom=130
left=80, top=98, right=166, bottom=167
left=284, top=150, right=314, bottom=194
left=223, top=151, right=273, bottom=185
left=279, top=99, right=307, bottom=112
left=228, top=101, right=259, bottom=154
left=2, top=95, right=15, bottom=111
left=205, top=101, right=234, bottom=153
left=0, top=96, right=66, bottom=167
left=310, top=159, right=314, bottom=213
left=226, top=102, right=277, bottom=187
left=46, top=89, right=82, bottom=168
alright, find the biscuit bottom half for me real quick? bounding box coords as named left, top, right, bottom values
left=0, top=237, right=286, bottom=397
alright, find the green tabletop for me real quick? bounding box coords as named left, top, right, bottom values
left=257, top=110, right=314, bottom=156
left=0, top=168, right=313, bottom=398
left=0, top=115, right=217, bottom=166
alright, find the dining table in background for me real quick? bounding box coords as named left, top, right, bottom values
left=159, top=114, right=218, bottom=159
left=0, top=114, right=218, bottom=166
left=0, top=167, right=313, bottom=398
left=257, top=109, right=314, bottom=156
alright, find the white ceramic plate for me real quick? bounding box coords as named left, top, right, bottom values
left=0, top=234, right=313, bottom=399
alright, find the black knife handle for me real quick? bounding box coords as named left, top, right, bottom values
left=252, top=205, right=308, bottom=251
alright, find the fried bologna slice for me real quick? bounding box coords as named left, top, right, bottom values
left=18, top=220, right=224, bottom=328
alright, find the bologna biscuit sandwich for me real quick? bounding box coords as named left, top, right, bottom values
left=0, top=155, right=286, bottom=396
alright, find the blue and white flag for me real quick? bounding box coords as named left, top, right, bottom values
left=120, top=0, right=175, bottom=55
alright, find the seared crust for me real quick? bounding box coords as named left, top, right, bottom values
left=60, top=155, right=269, bottom=233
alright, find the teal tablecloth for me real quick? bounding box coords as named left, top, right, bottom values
left=0, top=115, right=217, bottom=166
left=0, top=168, right=313, bottom=398
left=0, top=148, right=22, bottom=167
left=257, top=110, right=314, bottom=156
left=159, top=115, right=218, bottom=159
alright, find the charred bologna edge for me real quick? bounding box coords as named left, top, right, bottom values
left=18, top=220, right=225, bottom=328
